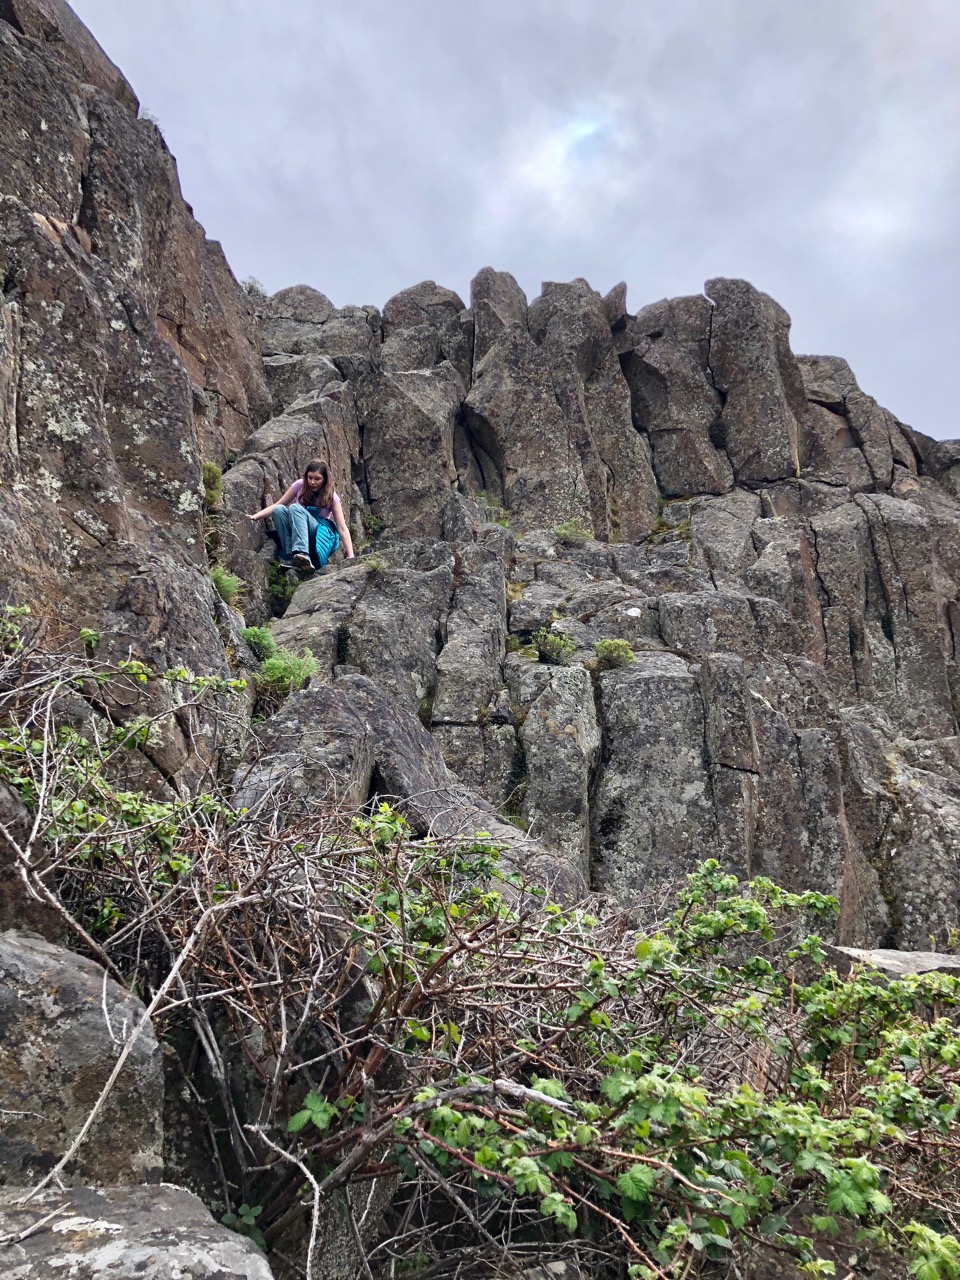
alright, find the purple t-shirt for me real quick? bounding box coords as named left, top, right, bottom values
left=290, top=479, right=340, bottom=520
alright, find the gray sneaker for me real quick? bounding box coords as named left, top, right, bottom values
left=292, top=552, right=313, bottom=571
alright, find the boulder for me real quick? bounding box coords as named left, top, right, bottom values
left=381, top=280, right=465, bottom=336
left=591, top=654, right=719, bottom=898
left=272, top=545, right=454, bottom=710
left=527, top=278, right=659, bottom=541
left=519, top=665, right=600, bottom=880
left=0, top=930, right=163, bottom=1186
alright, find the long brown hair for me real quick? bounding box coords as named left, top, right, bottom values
left=298, top=459, right=334, bottom=509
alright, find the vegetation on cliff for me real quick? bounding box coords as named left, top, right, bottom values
left=1, top=610, right=959, bottom=1279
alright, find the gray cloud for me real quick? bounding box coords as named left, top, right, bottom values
left=73, top=0, right=960, bottom=438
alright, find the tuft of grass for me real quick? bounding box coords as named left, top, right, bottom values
left=255, top=648, right=318, bottom=715
left=532, top=627, right=575, bottom=666
left=593, top=638, right=635, bottom=671
left=553, top=517, right=592, bottom=546
left=211, top=565, right=240, bottom=606
left=364, top=512, right=385, bottom=539
left=241, top=626, right=277, bottom=663
left=365, top=553, right=388, bottom=576
left=201, top=461, right=224, bottom=512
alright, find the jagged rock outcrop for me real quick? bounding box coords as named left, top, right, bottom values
left=232, top=265, right=960, bottom=949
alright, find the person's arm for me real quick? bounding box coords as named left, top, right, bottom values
left=331, top=496, right=355, bottom=558
left=246, top=482, right=298, bottom=522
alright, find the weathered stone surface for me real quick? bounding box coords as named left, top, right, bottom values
left=0, top=930, right=162, bottom=1186
left=357, top=362, right=465, bottom=537
left=262, top=300, right=381, bottom=382
left=799, top=355, right=915, bottom=490
left=527, top=278, right=658, bottom=541
left=0, top=1184, right=274, bottom=1278
left=431, top=721, right=518, bottom=805
left=619, top=295, right=731, bottom=496
left=519, top=665, right=600, bottom=880
left=601, top=280, right=628, bottom=329
left=382, top=279, right=465, bottom=336
left=272, top=546, right=454, bottom=710
left=262, top=352, right=343, bottom=416
left=592, top=655, right=718, bottom=897
left=1, top=0, right=137, bottom=109
left=267, top=283, right=336, bottom=325
left=0, top=8, right=267, bottom=788
left=705, top=277, right=810, bottom=484
left=470, top=266, right=528, bottom=365
left=432, top=543, right=507, bottom=724
left=234, top=682, right=375, bottom=814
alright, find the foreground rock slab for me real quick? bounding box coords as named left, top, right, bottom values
left=828, top=946, right=960, bottom=978
left=0, top=1184, right=274, bottom=1278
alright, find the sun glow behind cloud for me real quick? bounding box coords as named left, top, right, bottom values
left=482, top=107, right=635, bottom=233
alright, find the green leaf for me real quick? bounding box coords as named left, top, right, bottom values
left=617, top=1164, right=656, bottom=1202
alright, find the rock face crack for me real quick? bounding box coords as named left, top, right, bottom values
left=0, top=0, right=26, bottom=35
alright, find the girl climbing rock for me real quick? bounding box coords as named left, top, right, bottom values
left=246, top=459, right=355, bottom=570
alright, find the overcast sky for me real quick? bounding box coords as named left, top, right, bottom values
left=72, top=0, right=959, bottom=440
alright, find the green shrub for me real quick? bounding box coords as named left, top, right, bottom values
left=365, top=552, right=388, bottom=576
left=241, top=625, right=277, bottom=663
left=210, top=565, right=240, bottom=606
left=532, top=626, right=575, bottom=666
left=553, top=516, right=592, bottom=545
left=255, top=647, right=318, bottom=713
left=364, top=512, right=385, bottom=539
left=593, top=638, right=635, bottom=671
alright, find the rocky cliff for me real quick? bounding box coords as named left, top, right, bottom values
left=3, top=0, right=960, bottom=950
left=2, top=3, right=960, bottom=1274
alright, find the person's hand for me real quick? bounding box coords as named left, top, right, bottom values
left=245, top=513, right=260, bottom=522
